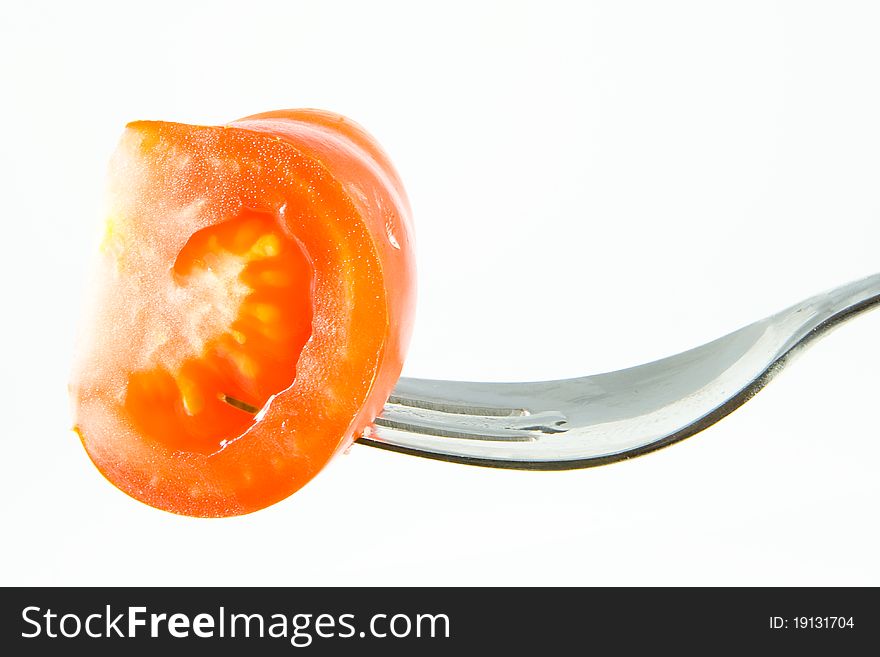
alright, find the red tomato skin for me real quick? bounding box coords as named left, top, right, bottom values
left=234, top=109, right=417, bottom=447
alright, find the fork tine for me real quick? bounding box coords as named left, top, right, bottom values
left=377, top=400, right=568, bottom=442
left=387, top=391, right=529, bottom=417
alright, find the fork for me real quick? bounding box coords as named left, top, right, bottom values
left=358, top=274, right=880, bottom=468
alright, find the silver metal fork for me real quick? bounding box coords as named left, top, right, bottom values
left=359, top=274, right=880, bottom=469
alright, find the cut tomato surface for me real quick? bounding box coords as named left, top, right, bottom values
left=71, top=110, right=415, bottom=517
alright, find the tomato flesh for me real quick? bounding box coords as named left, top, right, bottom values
left=124, top=209, right=314, bottom=456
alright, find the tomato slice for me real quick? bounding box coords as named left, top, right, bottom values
left=70, top=110, right=416, bottom=517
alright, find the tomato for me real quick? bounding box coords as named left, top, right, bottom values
left=70, top=109, right=416, bottom=517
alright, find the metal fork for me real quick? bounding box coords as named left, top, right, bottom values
left=359, top=274, right=880, bottom=469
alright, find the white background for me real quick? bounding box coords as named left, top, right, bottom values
left=1, top=0, right=879, bottom=586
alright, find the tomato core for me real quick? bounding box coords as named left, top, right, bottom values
left=123, top=209, right=314, bottom=456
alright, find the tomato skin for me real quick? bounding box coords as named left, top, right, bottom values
left=232, top=110, right=416, bottom=436
left=71, top=110, right=415, bottom=517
